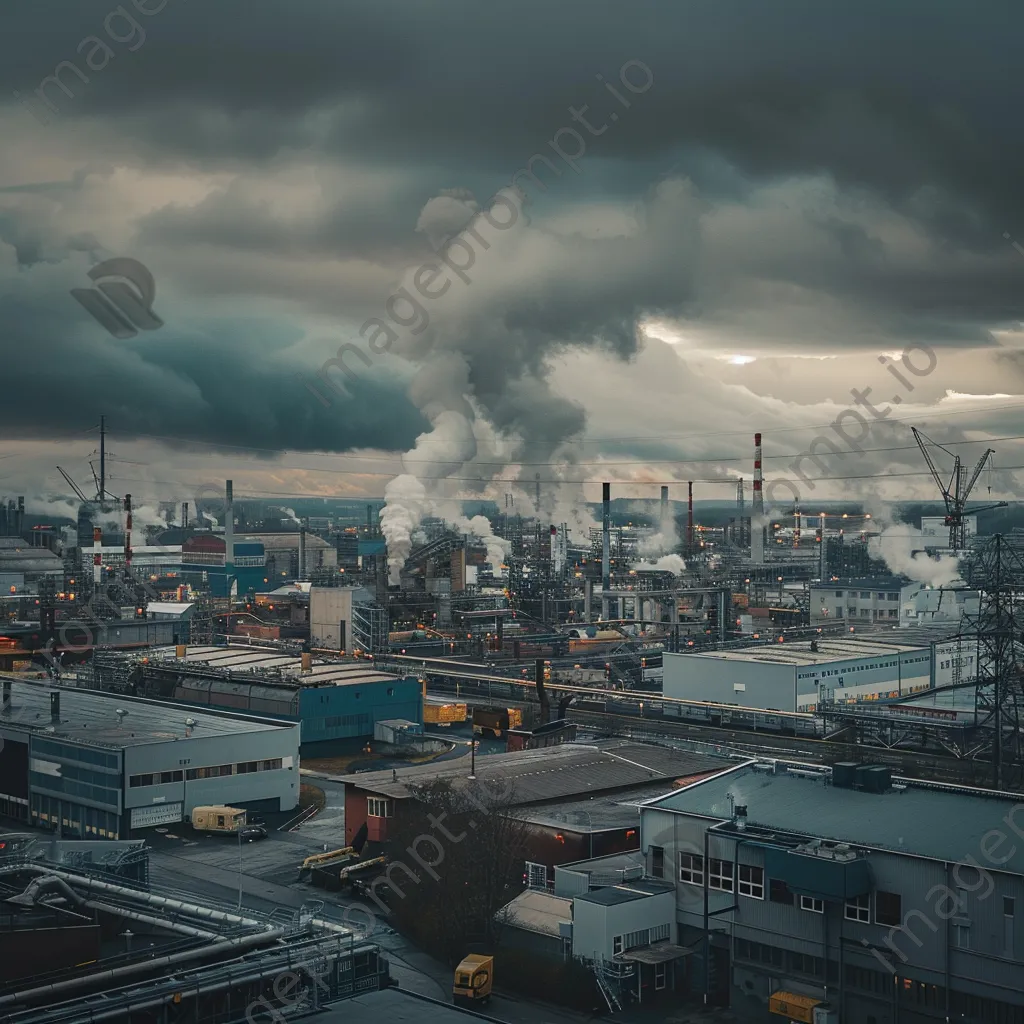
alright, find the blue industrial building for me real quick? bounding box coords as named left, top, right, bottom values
left=142, top=645, right=423, bottom=752
left=180, top=536, right=269, bottom=597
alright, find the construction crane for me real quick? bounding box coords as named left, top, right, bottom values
left=911, top=428, right=1007, bottom=550
left=56, top=467, right=90, bottom=504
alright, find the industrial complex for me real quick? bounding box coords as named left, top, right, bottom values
left=1, top=422, right=1023, bottom=1024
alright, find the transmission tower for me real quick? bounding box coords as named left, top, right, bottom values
left=962, top=535, right=1024, bottom=789
left=911, top=428, right=1006, bottom=550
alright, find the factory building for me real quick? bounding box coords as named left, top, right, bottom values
left=180, top=535, right=267, bottom=596
left=244, top=532, right=338, bottom=582
left=664, top=637, right=941, bottom=712
left=0, top=679, right=300, bottom=836
left=142, top=644, right=422, bottom=750
left=808, top=577, right=908, bottom=628
left=638, top=761, right=1024, bottom=1023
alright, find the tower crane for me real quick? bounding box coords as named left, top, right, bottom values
left=911, top=428, right=1007, bottom=550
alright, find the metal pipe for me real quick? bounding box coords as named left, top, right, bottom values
left=687, top=481, right=694, bottom=551
left=0, top=928, right=286, bottom=1008
left=298, top=526, right=307, bottom=580
left=225, top=479, right=234, bottom=574
left=602, top=482, right=611, bottom=620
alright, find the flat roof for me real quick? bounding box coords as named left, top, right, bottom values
left=576, top=880, right=674, bottom=906
left=150, top=645, right=407, bottom=687
left=341, top=742, right=730, bottom=805
left=0, top=679, right=294, bottom=748
left=812, top=577, right=906, bottom=590
left=649, top=763, right=1024, bottom=874
left=499, top=889, right=572, bottom=936
left=519, top=784, right=683, bottom=831
left=671, top=637, right=928, bottom=667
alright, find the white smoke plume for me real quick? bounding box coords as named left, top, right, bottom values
left=871, top=523, right=963, bottom=588
left=634, top=554, right=687, bottom=575
left=280, top=507, right=302, bottom=525
left=380, top=475, right=433, bottom=584
left=453, top=514, right=509, bottom=575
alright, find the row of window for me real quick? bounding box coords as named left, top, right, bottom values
left=33, top=738, right=119, bottom=770
left=833, top=591, right=900, bottom=600
left=128, top=758, right=283, bottom=788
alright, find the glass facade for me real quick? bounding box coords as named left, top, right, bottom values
left=29, top=737, right=122, bottom=839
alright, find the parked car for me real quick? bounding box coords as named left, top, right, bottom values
left=239, top=825, right=268, bottom=842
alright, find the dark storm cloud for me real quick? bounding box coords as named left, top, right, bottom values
left=0, top=278, right=428, bottom=452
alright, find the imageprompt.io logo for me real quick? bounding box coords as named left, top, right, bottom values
left=71, top=257, right=163, bottom=339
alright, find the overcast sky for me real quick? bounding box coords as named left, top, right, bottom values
left=2, top=0, right=1024, bottom=518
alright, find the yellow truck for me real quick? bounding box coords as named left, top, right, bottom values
left=424, top=700, right=468, bottom=726
left=453, top=954, right=493, bottom=1006
left=191, top=805, right=246, bottom=833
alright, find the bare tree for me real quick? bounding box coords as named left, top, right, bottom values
left=384, top=776, right=529, bottom=962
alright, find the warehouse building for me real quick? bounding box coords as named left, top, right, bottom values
left=142, top=644, right=422, bottom=750
left=664, top=637, right=941, bottom=712
left=638, top=760, right=1024, bottom=1024
left=0, top=679, right=300, bottom=836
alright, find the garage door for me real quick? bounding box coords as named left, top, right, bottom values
left=130, top=802, right=183, bottom=828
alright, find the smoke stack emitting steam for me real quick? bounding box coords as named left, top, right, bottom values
left=751, top=432, right=765, bottom=564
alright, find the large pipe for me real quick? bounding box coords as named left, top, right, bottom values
left=298, top=525, right=307, bottom=580
left=602, top=482, right=611, bottom=620
left=225, top=479, right=234, bottom=573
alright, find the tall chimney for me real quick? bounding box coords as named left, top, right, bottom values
left=123, top=494, right=133, bottom=578
left=794, top=508, right=801, bottom=549
left=660, top=486, right=669, bottom=537
left=751, top=433, right=765, bottom=564
left=737, top=478, right=744, bottom=513
left=298, top=526, right=307, bottom=580
left=535, top=473, right=542, bottom=513
left=181, top=502, right=189, bottom=529
left=224, top=481, right=234, bottom=574
left=687, top=481, right=694, bottom=551
left=93, top=526, right=103, bottom=586
left=601, top=482, right=611, bottom=620
left=17, top=496, right=24, bottom=536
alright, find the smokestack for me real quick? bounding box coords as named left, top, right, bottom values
left=181, top=502, right=189, bottom=529
left=687, top=482, right=694, bottom=551
left=819, top=512, right=827, bottom=580
left=298, top=526, right=307, bottom=580
left=224, top=481, right=234, bottom=575
left=93, top=526, right=103, bottom=586
left=660, top=486, right=669, bottom=536
left=737, top=478, right=744, bottom=513
left=794, top=507, right=801, bottom=549
left=751, top=433, right=765, bottom=564
left=535, top=658, right=550, bottom=725
left=753, top=434, right=764, bottom=516
left=17, top=496, right=24, bottom=536
left=535, top=473, right=542, bottom=513
left=602, top=482, right=611, bottom=619
left=123, top=494, right=133, bottom=578
left=367, top=504, right=373, bottom=536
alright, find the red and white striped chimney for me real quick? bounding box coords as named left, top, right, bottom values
left=753, top=433, right=764, bottom=516
left=93, top=526, right=103, bottom=586
left=123, top=494, right=133, bottom=578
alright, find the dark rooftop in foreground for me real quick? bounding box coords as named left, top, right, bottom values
left=575, top=879, right=675, bottom=906
left=0, top=679, right=294, bottom=748
left=339, top=741, right=731, bottom=805
left=650, top=762, right=1024, bottom=873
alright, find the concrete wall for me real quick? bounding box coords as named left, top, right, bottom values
left=664, top=652, right=797, bottom=712
left=310, top=587, right=354, bottom=649
left=122, top=721, right=300, bottom=819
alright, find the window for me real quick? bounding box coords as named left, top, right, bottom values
left=654, top=963, right=666, bottom=991
left=876, top=891, right=902, bottom=926
left=860, top=591, right=871, bottom=599
left=613, top=935, right=623, bottom=956
left=800, top=895, right=824, bottom=913
left=679, top=853, right=703, bottom=885
left=835, top=590, right=843, bottom=597
left=709, top=859, right=734, bottom=892
left=650, top=846, right=665, bottom=878
left=954, top=924, right=970, bottom=949
left=738, top=864, right=764, bottom=899
left=845, top=893, right=871, bottom=923
left=769, top=879, right=793, bottom=904
left=367, top=797, right=392, bottom=817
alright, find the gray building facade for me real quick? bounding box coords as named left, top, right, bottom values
left=639, top=761, right=1024, bottom=1024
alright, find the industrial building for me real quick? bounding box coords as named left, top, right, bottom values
left=181, top=535, right=268, bottom=597
left=0, top=679, right=300, bottom=835
left=140, top=644, right=422, bottom=749
left=638, top=759, right=1024, bottom=1024
left=808, top=577, right=908, bottom=628
left=664, top=636, right=943, bottom=712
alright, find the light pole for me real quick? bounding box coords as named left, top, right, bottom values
left=237, top=827, right=243, bottom=910
left=468, top=737, right=476, bottom=780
